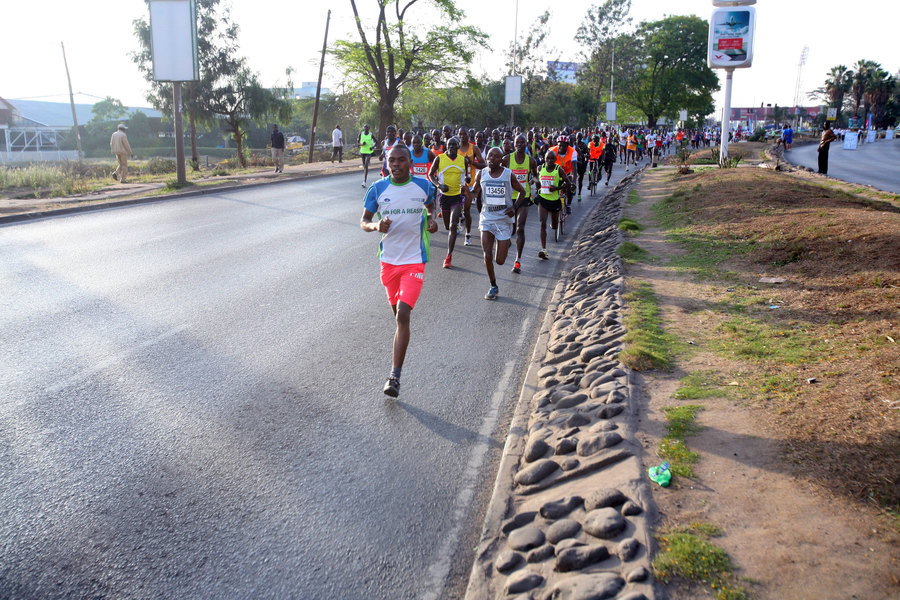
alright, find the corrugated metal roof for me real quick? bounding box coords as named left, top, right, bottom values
left=5, top=99, right=163, bottom=127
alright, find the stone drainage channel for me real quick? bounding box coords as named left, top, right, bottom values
left=465, top=168, right=658, bottom=600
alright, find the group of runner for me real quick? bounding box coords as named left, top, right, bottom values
left=359, top=122, right=639, bottom=397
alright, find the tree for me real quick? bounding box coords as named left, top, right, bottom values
left=132, top=0, right=291, bottom=168
left=864, top=67, right=896, bottom=129
left=332, top=0, right=487, bottom=140
left=199, top=63, right=293, bottom=167
left=90, top=97, right=128, bottom=123
left=504, top=10, right=554, bottom=106
left=850, top=59, right=879, bottom=118
left=576, top=0, right=632, bottom=106
left=613, top=16, right=719, bottom=128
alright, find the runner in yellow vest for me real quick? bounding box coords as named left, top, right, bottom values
left=458, top=127, right=485, bottom=247
left=536, top=151, right=567, bottom=260
left=428, top=137, right=471, bottom=269
left=503, top=134, right=539, bottom=274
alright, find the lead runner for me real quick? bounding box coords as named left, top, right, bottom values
left=360, top=145, right=439, bottom=397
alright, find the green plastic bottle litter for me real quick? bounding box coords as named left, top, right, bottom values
left=648, top=461, right=671, bottom=487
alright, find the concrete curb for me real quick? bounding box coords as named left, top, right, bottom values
left=0, top=163, right=364, bottom=225
left=465, top=166, right=659, bottom=599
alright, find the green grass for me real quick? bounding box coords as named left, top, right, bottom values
left=675, top=370, right=727, bottom=400
left=654, top=525, right=747, bottom=600
left=617, top=241, right=651, bottom=262
left=714, top=317, right=824, bottom=364
left=620, top=282, right=678, bottom=371
left=659, top=404, right=703, bottom=477
left=627, top=189, right=642, bottom=204
left=618, top=217, right=644, bottom=233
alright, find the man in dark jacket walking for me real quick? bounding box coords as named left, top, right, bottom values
left=271, top=124, right=286, bottom=173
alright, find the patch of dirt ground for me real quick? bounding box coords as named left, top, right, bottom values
left=626, top=166, right=899, bottom=599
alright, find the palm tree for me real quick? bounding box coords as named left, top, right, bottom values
left=823, top=64, right=852, bottom=121
left=865, top=68, right=896, bottom=129
left=850, top=59, right=879, bottom=118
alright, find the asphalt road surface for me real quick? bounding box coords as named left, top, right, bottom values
left=784, top=136, right=900, bottom=194
left=0, top=167, right=626, bottom=599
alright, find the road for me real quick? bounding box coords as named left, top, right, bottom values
left=0, top=169, right=624, bottom=599
left=784, top=136, right=900, bottom=194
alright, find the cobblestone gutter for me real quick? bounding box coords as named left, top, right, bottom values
left=465, top=169, right=657, bottom=600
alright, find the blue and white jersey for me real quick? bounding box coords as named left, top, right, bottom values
left=364, top=176, right=436, bottom=265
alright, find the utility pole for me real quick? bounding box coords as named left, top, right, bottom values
left=61, top=42, right=83, bottom=162
left=308, top=9, right=331, bottom=164
left=173, top=82, right=186, bottom=185
left=510, top=0, right=518, bottom=127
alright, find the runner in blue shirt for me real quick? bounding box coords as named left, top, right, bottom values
left=361, top=145, right=438, bottom=397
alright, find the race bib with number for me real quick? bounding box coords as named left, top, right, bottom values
left=540, top=175, right=555, bottom=195
left=484, top=183, right=507, bottom=206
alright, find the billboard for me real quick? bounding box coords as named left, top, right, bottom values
left=149, top=0, right=199, bottom=81
left=547, top=61, right=582, bottom=85
left=505, top=76, right=522, bottom=106
left=708, top=7, right=755, bottom=69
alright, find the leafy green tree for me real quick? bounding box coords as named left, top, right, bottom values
left=90, top=97, right=128, bottom=123
left=850, top=59, right=879, bottom=118
left=132, top=0, right=291, bottom=168
left=864, top=67, right=895, bottom=129
left=199, top=64, right=292, bottom=166
left=814, top=64, right=852, bottom=124
left=504, top=10, right=553, bottom=107
left=613, top=15, right=718, bottom=128
left=332, top=0, right=487, bottom=140
left=576, top=0, right=632, bottom=107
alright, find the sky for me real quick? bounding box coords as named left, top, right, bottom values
left=3, top=0, right=898, bottom=118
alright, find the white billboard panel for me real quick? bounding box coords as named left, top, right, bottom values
left=505, top=76, right=522, bottom=106
left=150, top=0, right=199, bottom=81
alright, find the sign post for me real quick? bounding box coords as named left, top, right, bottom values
left=149, top=0, right=199, bottom=186
left=708, top=0, right=756, bottom=165
left=505, top=76, right=522, bottom=127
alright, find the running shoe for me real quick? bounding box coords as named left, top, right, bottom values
left=538, top=250, right=548, bottom=260
left=457, top=222, right=464, bottom=235
left=443, top=255, right=452, bottom=269
left=383, top=376, right=400, bottom=398
left=626, top=167, right=630, bottom=172
left=577, top=194, right=582, bottom=202
left=484, top=285, right=499, bottom=301
left=361, top=181, right=366, bottom=187
left=605, top=181, right=609, bottom=186
left=512, top=261, right=521, bottom=274
left=465, top=233, right=472, bottom=246
left=111, top=172, right=118, bottom=181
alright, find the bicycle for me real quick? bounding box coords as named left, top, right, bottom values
left=587, top=160, right=600, bottom=197
left=555, top=195, right=568, bottom=243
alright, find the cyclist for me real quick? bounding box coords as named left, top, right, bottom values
left=549, top=135, right=577, bottom=215
left=587, top=134, right=604, bottom=194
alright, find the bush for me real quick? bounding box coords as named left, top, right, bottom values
left=747, top=127, right=767, bottom=142
left=143, top=157, right=178, bottom=175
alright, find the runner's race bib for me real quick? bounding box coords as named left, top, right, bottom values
left=540, top=175, right=555, bottom=195
left=484, top=184, right=506, bottom=206
left=413, top=165, right=428, bottom=175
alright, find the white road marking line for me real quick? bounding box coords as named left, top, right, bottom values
left=421, top=316, right=533, bottom=600
left=43, top=324, right=190, bottom=396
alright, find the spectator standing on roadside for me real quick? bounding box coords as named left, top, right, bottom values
left=332, top=125, right=344, bottom=163
left=270, top=124, right=285, bottom=173
left=817, top=121, right=838, bottom=175
left=782, top=123, right=793, bottom=151
left=110, top=124, right=134, bottom=183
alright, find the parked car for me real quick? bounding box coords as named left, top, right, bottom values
left=286, top=135, right=306, bottom=153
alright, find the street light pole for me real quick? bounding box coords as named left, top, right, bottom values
left=308, top=9, right=331, bottom=164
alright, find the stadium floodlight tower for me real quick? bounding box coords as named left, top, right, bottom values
left=708, top=0, right=756, bottom=164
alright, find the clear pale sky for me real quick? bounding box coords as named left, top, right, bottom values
left=3, top=0, right=898, bottom=116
